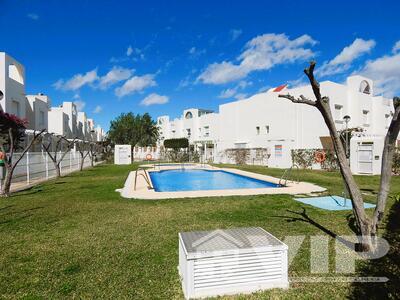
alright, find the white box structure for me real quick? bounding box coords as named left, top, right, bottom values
left=178, top=227, right=288, bottom=299
left=114, top=145, right=132, bottom=165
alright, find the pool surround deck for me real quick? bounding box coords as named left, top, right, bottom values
left=117, top=164, right=326, bottom=200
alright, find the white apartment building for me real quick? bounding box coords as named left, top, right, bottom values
left=158, top=75, right=396, bottom=172
left=0, top=52, right=27, bottom=119
left=0, top=52, right=105, bottom=142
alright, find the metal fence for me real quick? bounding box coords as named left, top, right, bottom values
left=10, top=150, right=92, bottom=185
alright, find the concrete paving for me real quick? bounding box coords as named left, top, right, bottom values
left=117, top=164, right=326, bottom=200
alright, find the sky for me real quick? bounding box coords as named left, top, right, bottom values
left=1, top=0, right=400, bottom=131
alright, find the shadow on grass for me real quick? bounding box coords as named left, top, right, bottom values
left=274, top=208, right=357, bottom=249
left=349, top=200, right=400, bottom=299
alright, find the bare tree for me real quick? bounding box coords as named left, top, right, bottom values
left=0, top=129, right=45, bottom=197
left=88, top=142, right=102, bottom=167
left=279, top=61, right=400, bottom=251
left=41, top=134, right=76, bottom=178
left=76, top=139, right=90, bottom=171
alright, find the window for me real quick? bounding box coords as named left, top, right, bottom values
left=185, top=111, right=193, bottom=119
left=256, top=126, right=260, bottom=135
left=204, top=126, right=209, bottom=137
left=334, top=104, right=343, bottom=121
left=0, top=90, right=3, bottom=100
left=39, top=111, right=45, bottom=126
left=275, top=145, right=283, bottom=158
left=363, top=110, right=370, bottom=125
left=11, top=100, right=20, bottom=116
left=265, top=125, right=270, bottom=134
left=235, top=143, right=247, bottom=149
left=359, top=80, right=371, bottom=94
left=385, top=113, right=391, bottom=128
left=186, top=128, right=191, bottom=137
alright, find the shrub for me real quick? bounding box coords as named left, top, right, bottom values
left=393, top=148, right=400, bottom=175
left=225, top=149, right=250, bottom=165
left=163, top=138, right=189, bottom=149
left=291, top=148, right=338, bottom=171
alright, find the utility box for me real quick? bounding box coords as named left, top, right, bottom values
left=350, top=135, right=384, bottom=175
left=178, top=227, right=288, bottom=299
left=114, top=145, right=132, bottom=165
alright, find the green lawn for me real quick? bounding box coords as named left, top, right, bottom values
left=0, top=164, right=399, bottom=299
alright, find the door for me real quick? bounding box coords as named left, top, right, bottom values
left=116, top=145, right=132, bottom=164
left=358, top=144, right=373, bottom=174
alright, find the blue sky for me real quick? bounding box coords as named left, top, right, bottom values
left=1, top=0, right=400, bottom=131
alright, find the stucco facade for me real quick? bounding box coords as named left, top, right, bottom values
left=0, top=52, right=105, bottom=141
left=158, top=76, right=395, bottom=169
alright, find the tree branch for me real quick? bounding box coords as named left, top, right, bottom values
left=304, top=61, right=322, bottom=102
left=278, top=94, right=316, bottom=106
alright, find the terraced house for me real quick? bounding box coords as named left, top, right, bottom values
left=0, top=52, right=105, bottom=142
left=157, top=76, right=397, bottom=174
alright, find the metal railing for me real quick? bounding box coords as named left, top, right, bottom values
left=133, top=167, right=153, bottom=191
left=279, top=164, right=300, bottom=186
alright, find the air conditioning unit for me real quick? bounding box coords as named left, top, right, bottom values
left=178, top=227, right=288, bottom=299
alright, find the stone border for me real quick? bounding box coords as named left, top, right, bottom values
left=116, top=164, right=326, bottom=200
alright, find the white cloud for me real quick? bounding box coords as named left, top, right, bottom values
left=74, top=100, right=86, bottom=112
left=140, top=93, right=169, bottom=106
left=53, top=69, right=98, bottom=91
left=127, top=46, right=133, bottom=56
left=97, top=66, right=133, bottom=90
left=115, top=74, right=156, bottom=97
left=230, top=29, right=242, bottom=41
left=234, top=93, right=247, bottom=100
left=218, top=88, right=237, bottom=99
left=27, top=13, right=39, bottom=20
left=360, top=51, right=400, bottom=97
left=318, top=38, right=375, bottom=76
left=392, top=41, right=400, bottom=54
left=189, top=47, right=206, bottom=58
left=198, top=33, right=316, bottom=84
left=218, top=80, right=252, bottom=99
left=93, top=105, right=102, bottom=113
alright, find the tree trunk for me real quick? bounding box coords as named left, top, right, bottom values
left=80, top=154, right=85, bottom=171
left=0, top=167, right=13, bottom=197
left=278, top=62, right=375, bottom=251
left=55, top=163, right=61, bottom=178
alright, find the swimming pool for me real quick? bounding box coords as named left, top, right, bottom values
left=149, top=169, right=280, bottom=192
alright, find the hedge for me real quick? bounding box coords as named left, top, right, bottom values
left=163, top=138, right=189, bottom=149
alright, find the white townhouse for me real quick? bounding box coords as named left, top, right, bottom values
left=0, top=52, right=105, bottom=142
left=158, top=75, right=396, bottom=173
left=158, top=108, right=219, bottom=160
left=0, top=52, right=28, bottom=119
left=25, top=93, right=52, bottom=131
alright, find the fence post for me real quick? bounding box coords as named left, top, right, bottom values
left=45, top=152, right=49, bottom=179
left=59, top=150, right=62, bottom=176
left=26, top=151, right=30, bottom=184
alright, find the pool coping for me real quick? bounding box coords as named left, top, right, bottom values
left=116, top=164, right=326, bottom=200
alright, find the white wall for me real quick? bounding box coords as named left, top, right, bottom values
left=0, top=52, right=26, bottom=118
left=157, top=75, right=395, bottom=169
left=25, top=94, right=51, bottom=131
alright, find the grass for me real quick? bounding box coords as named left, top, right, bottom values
left=0, top=163, right=399, bottom=299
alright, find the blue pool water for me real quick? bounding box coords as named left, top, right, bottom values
left=149, top=169, right=279, bottom=192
